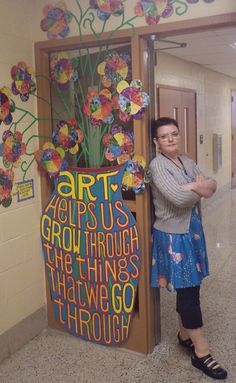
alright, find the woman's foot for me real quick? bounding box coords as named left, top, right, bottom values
left=177, top=332, right=194, bottom=349
left=191, top=351, right=227, bottom=380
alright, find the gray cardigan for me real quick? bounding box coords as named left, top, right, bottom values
left=149, top=153, right=205, bottom=234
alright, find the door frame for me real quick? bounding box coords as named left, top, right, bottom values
left=35, top=12, right=236, bottom=354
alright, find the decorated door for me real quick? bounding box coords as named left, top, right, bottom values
left=36, top=32, right=157, bottom=353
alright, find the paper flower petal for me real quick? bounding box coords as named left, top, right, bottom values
left=40, top=2, right=72, bottom=39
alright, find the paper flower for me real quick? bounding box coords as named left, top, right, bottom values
left=117, top=80, right=150, bottom=122
left=90, top=0, right=124, bottom=21
left=103, top=124, right=134, bottom=164
left=122, top=155, right=151, bottom=193
left=34, top=142, right=67, bottom=179
left=0, top=168, right=14, bottom=208
left=187, top=0, right=215, bottom=3
left=83, top=89, right=114, bottom=126
left=50, top=53, right=79, bottom=89
left=1, top=130, right=26, bottom=168
left=11, top=62, right=36, bottom=102
left=134, top=0, right=171, bottom=25
left=40, top=2, right=72, bottom=39
left=97, top=51, right=131, bottom=88
left=52, top=119, right=84, bottom=154
left=0, top=87, right=16, bottom=126
left=135, top=0, right=215, bottom=24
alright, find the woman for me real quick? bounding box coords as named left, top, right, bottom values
left=149, top=117, right=227, bottom=380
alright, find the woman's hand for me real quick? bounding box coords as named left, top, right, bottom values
left=181, top=182, right=197, bottom=191
left=181, top=177, right=216, bottom=198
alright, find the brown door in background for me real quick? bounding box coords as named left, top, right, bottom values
left=231, top=90, right=236, bottom=188
left=157, top=86, right=197, bottom=162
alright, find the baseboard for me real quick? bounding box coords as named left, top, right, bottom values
left=0, top=306, right=47, bottom=364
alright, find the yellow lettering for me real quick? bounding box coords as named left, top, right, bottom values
left=57, top=171, right=76, bottom=198
left=78, top=174, right=96, bottom=201
left=96, top=171, right=119, bottom=200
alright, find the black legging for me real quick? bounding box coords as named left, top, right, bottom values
left=176, top=286, right=203, bottom=329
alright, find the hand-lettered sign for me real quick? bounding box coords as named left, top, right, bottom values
left=16, top=179, right=34, bottom=202
left=41, top=165, right=141, bottom=345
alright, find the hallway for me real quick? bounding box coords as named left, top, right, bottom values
left=0, top=188, right=235, bottom=383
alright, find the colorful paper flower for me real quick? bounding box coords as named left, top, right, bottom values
left=187, top=0, right=215, bottom=3
left=83, top=89, right=114, bottom=126
left=1, top=130, right=26, bottom=168
left=134, top=0, right=171, bottom=25
left=97, top=51, right=131, bottom=88
left=90, top=0, right=124, bottom=21
left=52, top=119, right=83, bottom=154
left=0, top=168, right=14, bottom=208
left=103, top=124, right=134, bottom=164
left=0, top=87, right=15, bottom=126
left=122, top=155, right=151, bottom=193
left=134, top=0, right=215, bottom=24
left=11, top=62, right=36, bottom=102
left=117, top=80, right=150, bottom=122
left=50, top=53, right=79, bottom=89
left=40, top=2, right=72, bottom=39
left=34, top=142, right=67, bottom=179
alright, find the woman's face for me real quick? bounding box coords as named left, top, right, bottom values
left=153, top=123, right=180, bottom=157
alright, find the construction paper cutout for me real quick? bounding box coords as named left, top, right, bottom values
left=83, top=89, right=114, bottom=126
left=90, top=0, right=124, bottom=20
left=122, top=155, right=151, bottom=193
left=50, top=53, right=79, bottom=89
left=11, top=62, right=36, bottom=102
left=0, top=168, right=14, bottom=208
left=2, top=130, right=26, bottom=168
left=134, top=0, right=215, bottom=24
left=187, top=0, right=215, bottom=3
left=0, top=87, right=15, bottom=126
left=41, top=165, right=141, bottom=345
left=97, top=51, right=131, bottom=89
left=117, top=80, right=150, bottom=122
left=134, top=0, right=168, bottom=24
left=34, top=142, right=67, bottom=179
left=103, top=125, right=134, bottom=164
left=40, top=2, right=72, bottom=39
left=52, top=119, right=83, bottom=154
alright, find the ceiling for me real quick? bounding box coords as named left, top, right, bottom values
left=154, top=27, right=236, bottom=79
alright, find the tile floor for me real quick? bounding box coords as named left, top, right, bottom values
left=0, top=188, right=235, bottom=383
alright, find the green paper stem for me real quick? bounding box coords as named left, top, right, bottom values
left=10, top=111, right=28, bottom=132
left=31, top=93, right=61, bottom=118
left=25, top=134, right=52, bottom=155
left=172, top=0, right=188, bottom=16
left=21, top=156, right=35, bottom=181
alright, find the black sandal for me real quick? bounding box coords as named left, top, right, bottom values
left=177, top=332, right=194, bottom=349
left=191, top=351, right=228, bottom=380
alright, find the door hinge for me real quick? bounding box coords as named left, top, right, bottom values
left=232, top=96, right=234, bottom=102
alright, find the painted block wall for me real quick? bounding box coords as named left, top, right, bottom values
left=155, top=51, right=236, bottom=189
left=0, top=0, right=45, bottom=336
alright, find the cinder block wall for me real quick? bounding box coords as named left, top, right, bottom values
left=0, top=0, right=46, bottom=363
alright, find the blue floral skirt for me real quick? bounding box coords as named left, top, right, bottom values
left=151, top=207, right=209, bottom=292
